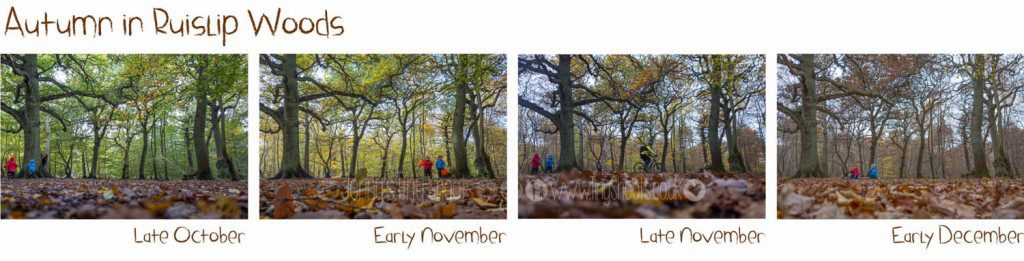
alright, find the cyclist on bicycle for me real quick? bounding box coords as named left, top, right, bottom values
left=639, top=143, right=656, bottom=171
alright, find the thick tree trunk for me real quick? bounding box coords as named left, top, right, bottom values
left=725, top=110, right=747, bottom=173
left=969, top=57, right=989, bottom=178
left=452, top=73, right=471, bottom=177
left=273, top=54, right=312, bottom=179
left=212, top=108, right=238, bottom=181
left=18, top=55, right=44, bottom=178
left=990, top=108, right=1012, bottom=177
left=555, top=55, right=578, bottom=171
left=472, top=110, right=495, bottom=178
left=467, top=97, right=495, bottom=178
left=795, top=54, right=823, bottom=178
left=707, top=78, right=725, bottom=172
left=194, top=93, right=215, bottom=179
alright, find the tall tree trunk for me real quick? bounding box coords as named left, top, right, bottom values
left=212, top=108, right=238, bottom=181
left=990, top=107, right=1012, bottom=177
left=707, top=72, right=725, bottom=172
left=379, top=137, right=391, bottom=178
left=324, top=134, right=334, bottom=178
left=472, top=110, right=495, bottom=178
left=194, top=93, right=215, bottom=179
left=897, top=133, right=910, bottom=178
left=725, top=110, right=747, bottom=173
left=160, top=117, right=170, bottom=180
left=452, top=72, right=470, bottom=178
left=137, top=116, right=150, bottom=180
left=795, top=54, right=823, bottom=178
left=660, top=121, right=672, bottom=173
left=699, top=123, right=708, bottom=169
left=150, top=123, right=159, bottom=180
left=350, top=131, right=362, bottom=179
left=304, top=115, right=313, bottom=174
left=821, top=119, right=830, bottom=177
left=184, top=126, right=194, bottom=173
left=65, top=142, right=75, bottom=178
left=442, top=121, right=452, bottom=173
left=398, top=117, right=409, bottom=178
left=120, top=136, right=133, bottom=180
left=273, top=54, right=311, bottom=179
left=555, top=55, right=578, bottom=171
left=348, top=113, right=368, bottom=179
left=969, top=56, right=989, bottom=178
left=915, top=122, right=928, bottom=179
left=18, top=55, right=43, bottom=178
left=88, top=120, right=106, bottom=179
left=679, top=121, right=688, bottom=173
left=578, top=126, right=586, bottom=169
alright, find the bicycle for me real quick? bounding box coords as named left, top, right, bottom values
left=632, top=158, right=664, bottom=173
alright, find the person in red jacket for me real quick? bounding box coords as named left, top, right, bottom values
left=418, top=157, right=433, bottom=178
left=530, top=153, right=541, bottom=175
left=4, top=156, right=17, bottom=178
left=850, top=166, right=861, bottom=179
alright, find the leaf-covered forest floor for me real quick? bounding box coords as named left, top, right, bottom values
left=518, top=171, right=766, bottom=218
left=1, top=179, right=247, bottom=219
left=260, top=178, right=507, bottom=219
left=779, top=178, right=1024, bottom=219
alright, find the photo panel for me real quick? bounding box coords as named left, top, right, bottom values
left=257, top=54, right=508, bottom=219
left=777, top=54, right=1024, bottom=219
left=517, top=54, right=766, bottom=219
left=1, top=54, right=248, bottom=219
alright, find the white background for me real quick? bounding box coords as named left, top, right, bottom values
left=2, top=0, right=1024, bottom=260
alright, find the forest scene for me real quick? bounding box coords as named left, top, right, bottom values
left=778, top=54, right=1024, bottom=219
left=258, top=54, right=507, bottom=219
left=518, top=54, right=766, bottom=218
left=1, top=54, right=248, bottom=219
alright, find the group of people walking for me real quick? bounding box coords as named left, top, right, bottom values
left=529, top=153, right=557, bottom=175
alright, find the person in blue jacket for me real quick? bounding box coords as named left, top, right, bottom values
left=27, top=159, right=37, bottom=175
left=435, top=156, right=447, bottom=178
left=868, top=165, right=879, bottom=179
left=544, top=155, right=555, bottom=175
